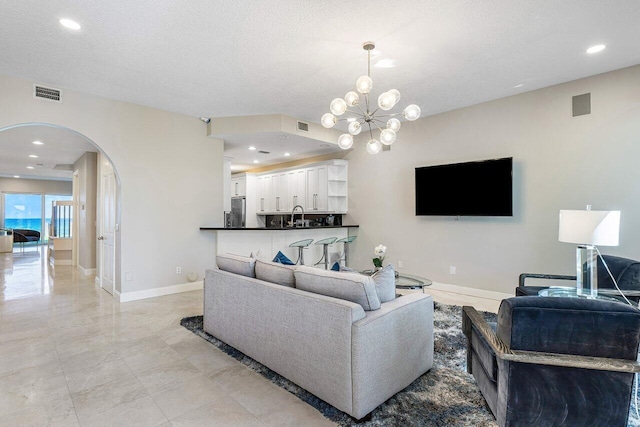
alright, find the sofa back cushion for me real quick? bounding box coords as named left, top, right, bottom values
left=255, top=259, right=297, bottom=287
left=295, top=266, right=381, bottom=311
left=216, top=253, right=256, bottom=278
left=372, top=265, right=396, bottom=303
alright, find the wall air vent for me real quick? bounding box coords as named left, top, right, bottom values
left=296, top=121, right=309, bottom=132
left=33, top=84, right=62, bottom=103
left=572, top=93, right=590, bottom=117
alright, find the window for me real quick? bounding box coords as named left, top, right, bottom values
left=2, top=193, right=73, bottom=243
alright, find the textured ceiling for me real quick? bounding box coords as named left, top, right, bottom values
left=1, top=1, right=639, bottom=174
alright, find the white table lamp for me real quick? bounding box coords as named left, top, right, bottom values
left=558, top=209, right=620, bottom=297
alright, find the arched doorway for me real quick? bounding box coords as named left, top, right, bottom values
left=0, top=122, right=121, bottom=296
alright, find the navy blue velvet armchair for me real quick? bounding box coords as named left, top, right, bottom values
left=463, top=296, right=640, bottom=426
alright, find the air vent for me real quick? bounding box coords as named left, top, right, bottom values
left=33, top=84, right=62, bottom=103
left=258, top=150, right=270, bottom=154
left=572, top=93, right=590, bottom=117
left=296, top=121, right=309, bottom=132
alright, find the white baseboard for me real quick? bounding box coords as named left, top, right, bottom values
left=429, top=281, right=511, bottom=301
left=118, top=281, right=204, bottom=303
left=78, top=266, right=96, bottom=276
left=95, top=276, right=100, bottom=285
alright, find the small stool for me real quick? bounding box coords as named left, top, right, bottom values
left=289, top=238, right=314, bottom=265
left=314, top=237, right=337, bottom=270
left=336, top=236, right=357, bottom=267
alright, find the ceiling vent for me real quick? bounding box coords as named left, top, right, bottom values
left=258, top=150, right=270, bottom=154
left=33, top=84, right=62, bottom=103
left=296, top=121, right=309, bottom=132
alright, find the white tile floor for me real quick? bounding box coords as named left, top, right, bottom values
left=0, top=247, right=503, bottom=426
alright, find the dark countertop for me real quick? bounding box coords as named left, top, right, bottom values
left=200, top=225, right=359, bottom=231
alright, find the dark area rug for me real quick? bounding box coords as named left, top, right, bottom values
left=180, top=303, right=640, bottom=426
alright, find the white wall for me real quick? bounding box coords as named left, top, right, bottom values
left=0, top=74, right=224, bottom=295
left=73, top=152, right=97, bottom=271
left=344, top=65, right=640, bottom=294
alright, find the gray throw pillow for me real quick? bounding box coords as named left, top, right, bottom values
left=255, top=259, right=297, bottom=288
left=216, top=253, right=256, bottom=278
left=372, top=264, right=396, bottom=303
left=294, top=266, right=381, bottom=311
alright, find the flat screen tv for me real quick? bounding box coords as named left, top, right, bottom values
left=415, top=157, right=513, bottom=216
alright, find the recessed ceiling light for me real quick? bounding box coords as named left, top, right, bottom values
left=374, top=58, right=397, bottom=68
left=253, top=160, right=259, bottom=164
left=13, top=175, right=20, bottom=179
left=29, top=154, right=39, bottom=158
left=284, top=152, right=291, bottom=157
left=248, top=146, right=257, bottom=151
left=514, top=83, right=524, bottom=88
left=59, top=18, right=81, bottom=30
left=32, top=140, right=44, bottom=145
left=26, top=166, right=34, bottom=170
left=586, top=44, right=606, bottom=54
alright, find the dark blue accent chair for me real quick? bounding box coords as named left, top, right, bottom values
left=463, top=297, right=640, bottom=426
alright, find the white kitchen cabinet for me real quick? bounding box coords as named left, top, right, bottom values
left=230, top=174, right=247, bottom=197
left=256, top=175, right=268, bottom=213
left=306, top=165, right=328, bottom=212
left=288, top=169, right=306, bottom=210
left=272, top=172, right=289, bottom=213
left=255, top=160, right=347, bottom=215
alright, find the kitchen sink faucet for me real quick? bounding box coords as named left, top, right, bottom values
left=291, top=205, right=304, bottom=227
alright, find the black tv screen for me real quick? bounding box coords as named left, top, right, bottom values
left=415, top=157, right=513, bottom=216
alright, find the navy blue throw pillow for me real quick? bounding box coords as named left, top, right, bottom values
left=331, top=261, right=340, bottom=271
left=273, top=251, right=295, bottom=265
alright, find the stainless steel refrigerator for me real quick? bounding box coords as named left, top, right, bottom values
left=230, top=197, right=246, bottom=228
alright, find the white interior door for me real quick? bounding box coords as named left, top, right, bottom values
left=100, top=167, right=116, bottom=295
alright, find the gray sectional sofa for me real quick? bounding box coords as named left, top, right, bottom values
left=204, top=253, right=434, bottom=419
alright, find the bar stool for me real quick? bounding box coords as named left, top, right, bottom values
left=336, top=236, right=357, bottom=267
left=289, top=238, right=314, bottom=265
left=314, top=237, right=337, bottom=270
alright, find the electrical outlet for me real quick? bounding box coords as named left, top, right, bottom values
left=176, top=267, right=182, bottom=275
left=449, top=266, right=456, bottom=275
left=398, top=261, right=403, bottom=268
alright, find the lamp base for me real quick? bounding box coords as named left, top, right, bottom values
left=576, top=245, right=598, bottom=297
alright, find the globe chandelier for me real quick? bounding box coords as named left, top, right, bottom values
left=321, top=41, right=421, bottom=154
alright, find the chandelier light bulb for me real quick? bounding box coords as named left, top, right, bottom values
left=387, top=118, right=401, bottom=132
left=348, top=121, right=362, bottom=135
left=403, top=104, right=421, bottom=121
left=330, top=98, right=347, bottom=116
left=356, top=75, right=373, bottom=94
left=388, top=89, right=401, bottom=104
left=345, top=91, right=360, bottom=106
left=380, top=129, right=397, bottom=145
left=337, top=134, right=354, bottom=150
left=321, top=113, right=337, bottom=128
left=366, top=139, right=382, bottom=154
left=377, top=91, right=396, bottom=111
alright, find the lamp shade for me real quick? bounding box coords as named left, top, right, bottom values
left=558, top=210, right=620, bottom=246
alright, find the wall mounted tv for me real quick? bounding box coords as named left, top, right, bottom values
left=415, top=157, right=513, bottom=216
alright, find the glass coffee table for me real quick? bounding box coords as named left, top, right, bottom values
left=361, top=270, right=432, bottom=293
left=538, top=286, right=635, bottom=304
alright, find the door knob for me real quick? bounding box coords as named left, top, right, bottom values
left=98, top=236, right=105, bottom=240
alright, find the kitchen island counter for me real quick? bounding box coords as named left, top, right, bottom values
left=202, top=226, right=358, bottom=266
left=200, top=225, right=358, bottom=231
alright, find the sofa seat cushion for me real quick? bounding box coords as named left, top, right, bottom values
left=295, top=266, right=381, bottom=311
left=216, top=253, right=256, bottom=278
left=255, top=259, right=297, bottom=287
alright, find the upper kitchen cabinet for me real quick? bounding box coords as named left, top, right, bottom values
left=230, top=174, right=247, bottom=197
left=255, top=160, right=347, bottom=215
left=306, top=165, right=328, bottom=212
